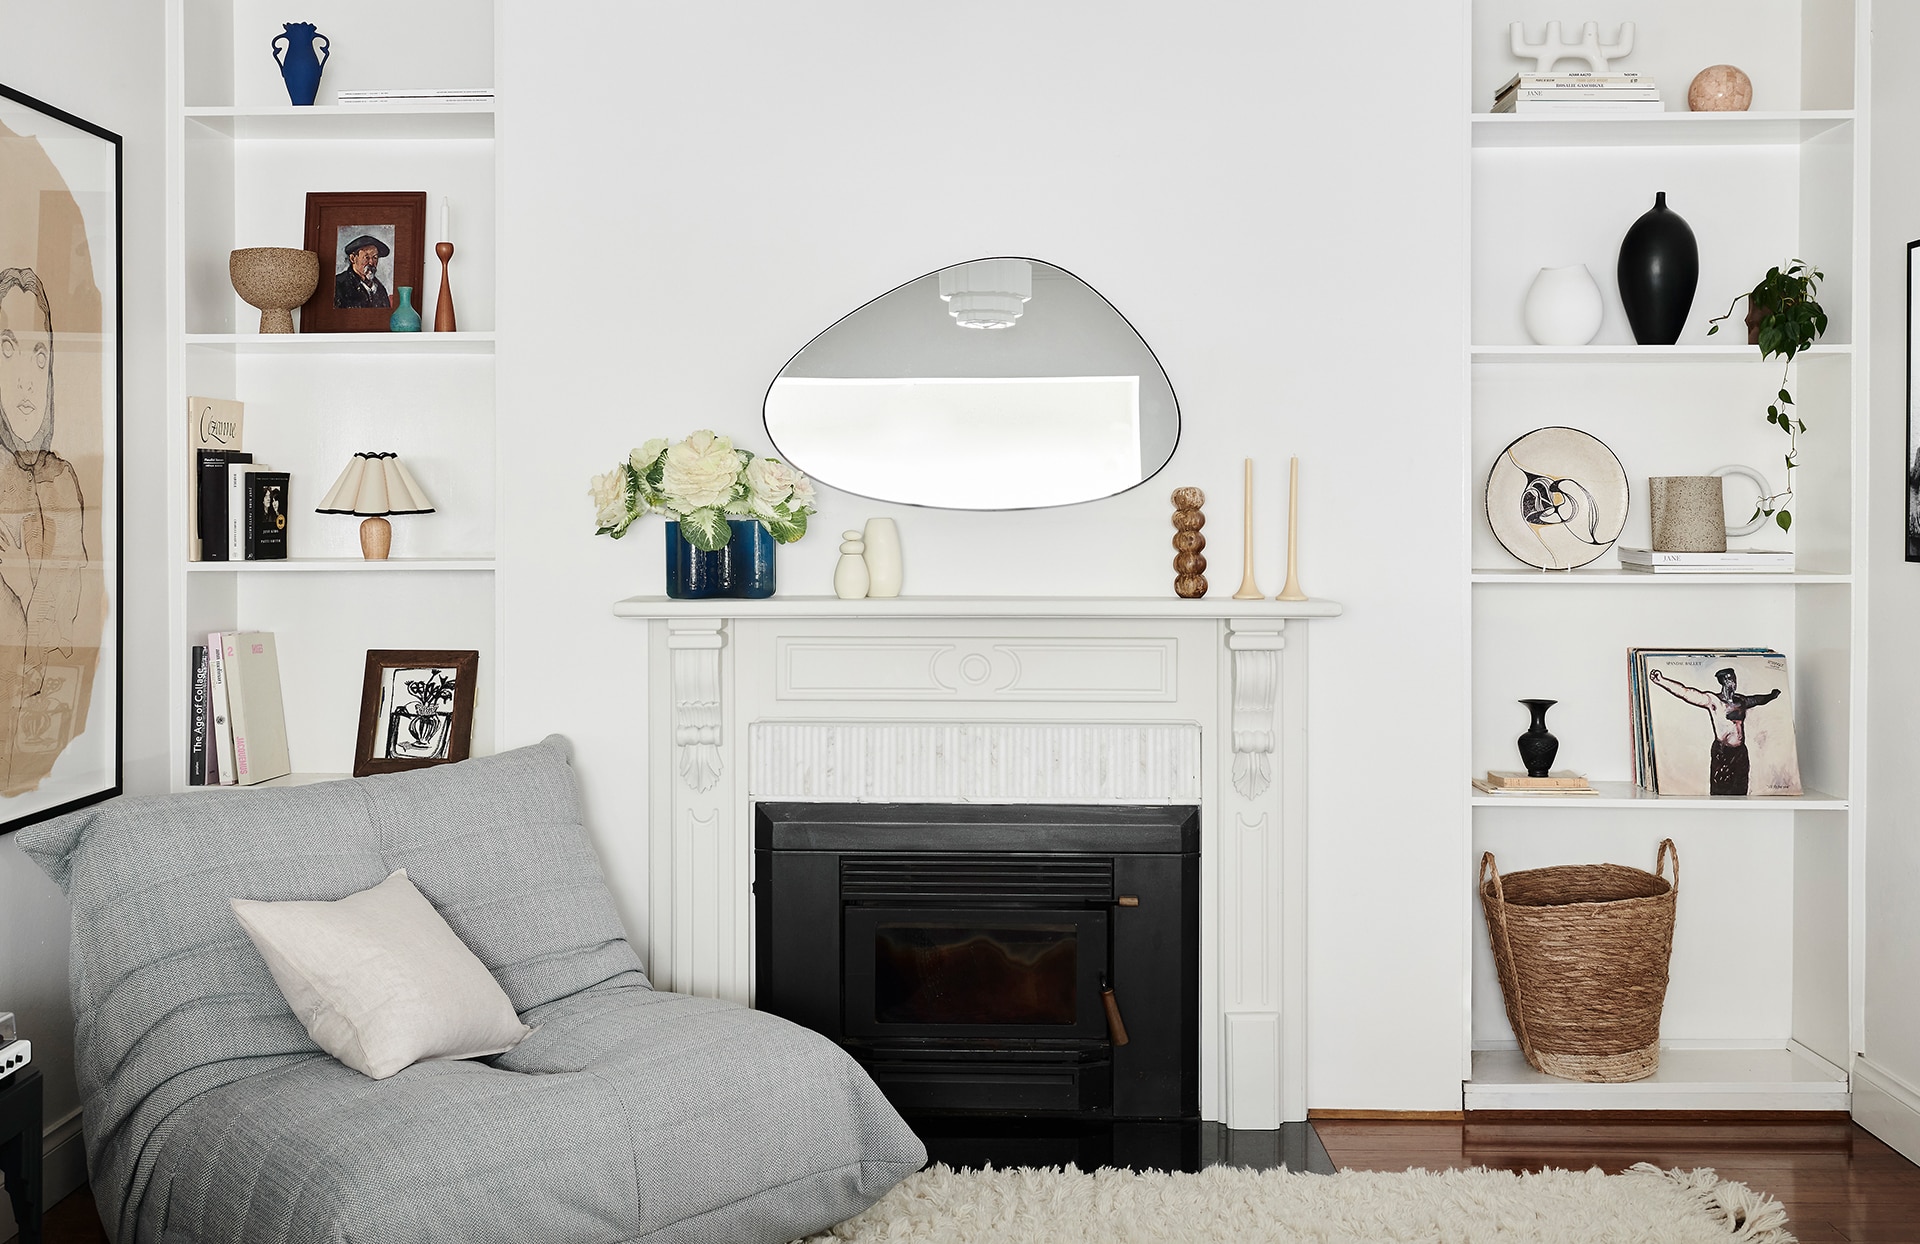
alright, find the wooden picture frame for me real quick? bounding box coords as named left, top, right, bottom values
left=353, top=649, right=477, bottom=777
left=299, top=191, right=427, bottom=333
left=0, top=82, right=124, bottom=834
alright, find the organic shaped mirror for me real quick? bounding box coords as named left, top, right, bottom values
left=764, top=258, right=1179, bottom=509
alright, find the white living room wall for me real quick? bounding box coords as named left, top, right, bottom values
left=1859, top=1, right=1920, bottom=1164
left=498, top=1, right=1472, bottom=1109
left=0, top=0, right=169, bottom=1213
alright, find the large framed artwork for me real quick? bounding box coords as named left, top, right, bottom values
left=0, top=84, right=122, bottom=834
left=1909, top=240, right=1920, bottom=561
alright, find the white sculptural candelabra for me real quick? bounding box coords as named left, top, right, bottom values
left=1510, top=20, right=1636, bottom=74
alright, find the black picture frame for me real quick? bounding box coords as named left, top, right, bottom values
left=0, top=82, right=123, bottom=835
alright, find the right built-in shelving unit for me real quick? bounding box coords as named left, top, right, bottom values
left=1465, top=0, right=1866, bottom=1111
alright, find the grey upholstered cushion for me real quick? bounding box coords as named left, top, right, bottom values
left=20, top=737, right=923, bottom=1243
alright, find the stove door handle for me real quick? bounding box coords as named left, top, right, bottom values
left=1100, top=981, right=1131, bottom=1047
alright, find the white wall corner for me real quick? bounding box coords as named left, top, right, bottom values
left=1853, top=1055, right=1920, bottom=1165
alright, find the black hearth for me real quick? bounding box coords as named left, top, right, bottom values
left=754, top=803, right=1199, bottom=1121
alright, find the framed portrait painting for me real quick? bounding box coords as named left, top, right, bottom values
left=299, top=191, right=426, bottom=333
left=353, top=649, right=477, bottom=777
left=0, top=83, right=122, bottom=834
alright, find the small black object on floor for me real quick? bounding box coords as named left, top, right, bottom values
left=906, top=1116, right=1334, bottom=1176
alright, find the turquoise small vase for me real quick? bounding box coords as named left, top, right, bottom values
left=389, top=286, right=422, bottom=332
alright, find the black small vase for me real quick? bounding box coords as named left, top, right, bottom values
left=1516, top=699, right=1559, bottom=778
left=1617, top=191, right=1699, bottom=345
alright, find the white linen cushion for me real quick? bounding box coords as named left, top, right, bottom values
left=231, top=868, right=531, bottom=1079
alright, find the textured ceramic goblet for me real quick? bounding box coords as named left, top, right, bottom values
left=229, top=247, right=319, bottom=333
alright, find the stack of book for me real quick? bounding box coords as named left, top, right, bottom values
left=1618, top=548, right=1794, bottom=574
left=1492, top=73, right=1662, bottom=114
left=336, top=88, right=494, bottom=106
left=1628, top=648, right=1803, bottom=795
left=188, top=632, right=291, bottom=787
left=1472, top=770, right=1597, bottom=796
left=190, top=397, right=288, bottom=562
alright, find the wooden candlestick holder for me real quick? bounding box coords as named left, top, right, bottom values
left=434, top=241, right=457, bottom=332
left=1171, top=487, right=1207, bottom=598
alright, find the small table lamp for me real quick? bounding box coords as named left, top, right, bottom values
left=316, top=452, right=435, bottom=559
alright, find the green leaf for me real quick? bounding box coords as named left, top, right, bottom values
left=1749, top=506, right=1763, bottom=523
left=1768, top=405, right=1779, bottom=418
left=1779, top=389, right=1793, bottom=404
left=1707, top=324, right=1720, bottom=335
left=1777, top=510, right=1793, bottom=532
left=1798, top=419, right=1808, bottom=433
left=679, top=506, right=731, bottom=551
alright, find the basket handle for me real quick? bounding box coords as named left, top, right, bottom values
left=1656, top=838, right=1679, bottom=894
left=1478, top=851, right=1531, bottom=1052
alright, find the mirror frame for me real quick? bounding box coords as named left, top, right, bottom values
left=762, top=255, right=1183, bottom=512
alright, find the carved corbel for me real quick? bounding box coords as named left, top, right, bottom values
left=668, top=619, right=726, bottom=791
left=1226, top=620, right=1286, bottom=800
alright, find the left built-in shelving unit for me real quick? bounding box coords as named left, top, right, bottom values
left=165, top=0, right=501, bottom=789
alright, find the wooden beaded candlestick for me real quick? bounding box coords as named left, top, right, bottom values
left=1171, top=486, right=1207, bottom=598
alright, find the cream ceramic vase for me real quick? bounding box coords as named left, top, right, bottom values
left=1522, top=264, right=1605, bottom=346
left=862, top=518, right=902, bottom=597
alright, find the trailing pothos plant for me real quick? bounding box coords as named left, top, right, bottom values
left=1706, top=260, right=1828, bottom=533
left=589, top=429, right=817, bottom=550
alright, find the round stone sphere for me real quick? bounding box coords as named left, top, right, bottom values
left=1688, top=64, right=1753, bottom=112
left=1170, top=486, right=1205, bottom=510
left=1172, top=530, right=1206, bottom=554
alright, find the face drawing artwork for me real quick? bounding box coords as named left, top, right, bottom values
left=0, top=272, right=54, bottom=452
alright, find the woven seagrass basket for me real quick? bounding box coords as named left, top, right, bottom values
left=1479, top=839, right=1678, bottom=1083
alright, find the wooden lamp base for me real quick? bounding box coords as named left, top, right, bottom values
left=359, top=515, right=392, bottom=560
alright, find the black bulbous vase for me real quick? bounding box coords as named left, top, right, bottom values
left=1516, top=698, right=1559, bottom=778
left=1617, top=191, right=1699, bottom=345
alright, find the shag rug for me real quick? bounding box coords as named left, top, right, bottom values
left=799, top=1162, right=1794, bottom=1243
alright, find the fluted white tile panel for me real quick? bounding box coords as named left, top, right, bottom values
left=750, top=721, right=1202, bottom=803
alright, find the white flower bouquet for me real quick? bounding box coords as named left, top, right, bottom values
left=590, top=430, right=817, bottom=551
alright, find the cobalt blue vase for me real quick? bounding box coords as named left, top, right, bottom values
left=727, top=519, right=777, bottom=599
left=664, top=521, right=728, bottom=599
left=271, top=22, right=330, bottom=107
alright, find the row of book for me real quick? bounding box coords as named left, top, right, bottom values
left=1492, top=72, right=1662, bottom=115
left=1617, top=547, right=1794, bottom=574
left=1628, top=648, right=1802, bottom=796
left=190, top=397, right=288, bottom=561
left=337, top=88, right=494, bottom=105
left=189, top=633, right=291, bottom=786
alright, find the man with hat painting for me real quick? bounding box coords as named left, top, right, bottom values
left=334, top=232, right=392, bottom=308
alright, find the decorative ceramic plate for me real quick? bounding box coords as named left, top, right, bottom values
left=1486, top=427, right=1629, bottom=570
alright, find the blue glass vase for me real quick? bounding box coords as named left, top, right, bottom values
left=664, top=521, right=728, bottom=599
left=389, top=286, right=422, bottom=332
left=727, top=518, right=777, bottom=599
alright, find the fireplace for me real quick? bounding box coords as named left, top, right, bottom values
left=755, top=802, right=1199, bottom=1120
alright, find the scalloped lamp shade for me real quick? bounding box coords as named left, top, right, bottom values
left=316, top=452, right=435, bottom=559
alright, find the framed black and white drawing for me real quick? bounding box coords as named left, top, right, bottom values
left=353, top=650, right=477, bottom=777
left=1908, top=240, right=1920, bottom=560
left=0, top=83, right=122, bottom=834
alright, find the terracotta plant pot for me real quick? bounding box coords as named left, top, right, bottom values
left=230, top=247, right=320, bottom=334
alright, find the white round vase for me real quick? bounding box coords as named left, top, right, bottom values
left=1522, top=264, right=1605, bottom=346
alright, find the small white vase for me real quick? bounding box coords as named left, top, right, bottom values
left=834, top=532, right=870, bottom=600
left=1522, top=264, right=1605, bottom=346
left=862, top=517, right=902, bottom=598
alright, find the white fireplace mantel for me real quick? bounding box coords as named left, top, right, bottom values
left=616, top=593, right=1340, bottom=1128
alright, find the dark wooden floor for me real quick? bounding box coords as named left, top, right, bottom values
left=16, top=1119, right=1920, bottom=1242
left=1314, top=1118, right=1920, bottom=1243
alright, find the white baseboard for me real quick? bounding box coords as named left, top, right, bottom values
left=1853, top=1055, right=1920, bottom=1165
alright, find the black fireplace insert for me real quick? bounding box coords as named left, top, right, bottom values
left=755, top=803, right=1199, bottom=1121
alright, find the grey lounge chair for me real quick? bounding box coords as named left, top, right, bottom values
left=20, top=737, right=924, bottom=1243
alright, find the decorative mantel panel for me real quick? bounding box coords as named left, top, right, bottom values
left=624, top=596, right=1339, bottom=1127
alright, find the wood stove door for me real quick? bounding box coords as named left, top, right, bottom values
left=843, top=907, right=1111, bottom=1042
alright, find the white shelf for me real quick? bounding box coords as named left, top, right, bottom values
left=184, top=103, right=494, bottom=140
left=1470, top=343, right=1854, bottom=364
left=186, top=332, right=495, bottom=356
left=1471, top=110, right=1855, bottom=149
left=1470, top=780, right=1847, bottom=811
left=1465, top=1046, right=1850, bottom=1112
left=1471, top=569, right=1849, bottom=586
left=177, top=772, right=352, bottom=793
left=187, top=558, right=495, bottom=574
left=612, top=594, right=1343, bottom=621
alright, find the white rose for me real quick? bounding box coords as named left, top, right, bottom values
left=630, top=438, right=670, bottom=474
left=788, top=471, right=816, bottom=509
left=659, top=430, right=742, bottom=511
left=589, top=469, right=629, bottom=528
left=745, top=456, right=809, bottom=511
